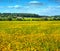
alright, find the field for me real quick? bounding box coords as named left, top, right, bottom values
left=0, top=21, right=60, bottom=51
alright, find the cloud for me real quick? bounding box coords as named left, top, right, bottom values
left=39, top=5, right=60, bottom=15
left=47, top=6, right=60, bottom=10
left=52, top=0, right=60, bottom=2
left=8, top=5, right=22, bottom=9
left=41, top=6, right=60, bottom=12
left=0, top=5, right=22, bottom=9
left=28, top=1, right=43, bottom=6
left=48, top=0, right=60, bottom=5
left=0, top=5, right=30, bottom=9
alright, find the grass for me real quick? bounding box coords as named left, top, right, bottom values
left=0, top=21, right=60, bottom=51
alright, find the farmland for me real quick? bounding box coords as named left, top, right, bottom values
left=0, top=21, right=60, bottom=51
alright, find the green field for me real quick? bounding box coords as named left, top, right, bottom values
left=0, top=21, right=60, bottom=51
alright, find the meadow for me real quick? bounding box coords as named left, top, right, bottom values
left=0, top=21, right=60, bottom=51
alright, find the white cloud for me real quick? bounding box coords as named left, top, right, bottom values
left=39, top=5, right=60, bottom=15
left=40, top=6, right=60, bottom=12
left=29, top=1, right=43, bottom=6
left=0, top=5, right=22, bottom=9
left=0, top=5, right=30, bottom=9
left=8, top=5, right=30, bottom=9
left=1, top=10, right=11, bottom=13
left=8, top=5, right=22, bottom=9
left=29, top=1, right=40, bottom=3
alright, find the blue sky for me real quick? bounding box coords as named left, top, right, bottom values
left=0, top=0, right=60, bottom=15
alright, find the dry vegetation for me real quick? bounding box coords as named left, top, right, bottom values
left=0, top=21, right=60, bottom=51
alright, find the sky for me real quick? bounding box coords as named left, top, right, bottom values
left=0, top=0, right=60, bottom=16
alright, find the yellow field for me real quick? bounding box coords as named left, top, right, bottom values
left=0, top=21, right=60, bottom=51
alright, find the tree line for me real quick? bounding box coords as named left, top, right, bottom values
left=0, top=13, right=60, bottom=21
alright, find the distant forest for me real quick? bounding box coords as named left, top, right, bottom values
left=0, top=13, right=60, bottom=21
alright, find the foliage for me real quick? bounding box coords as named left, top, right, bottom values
left=0, top=13, right=60, bottom=21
